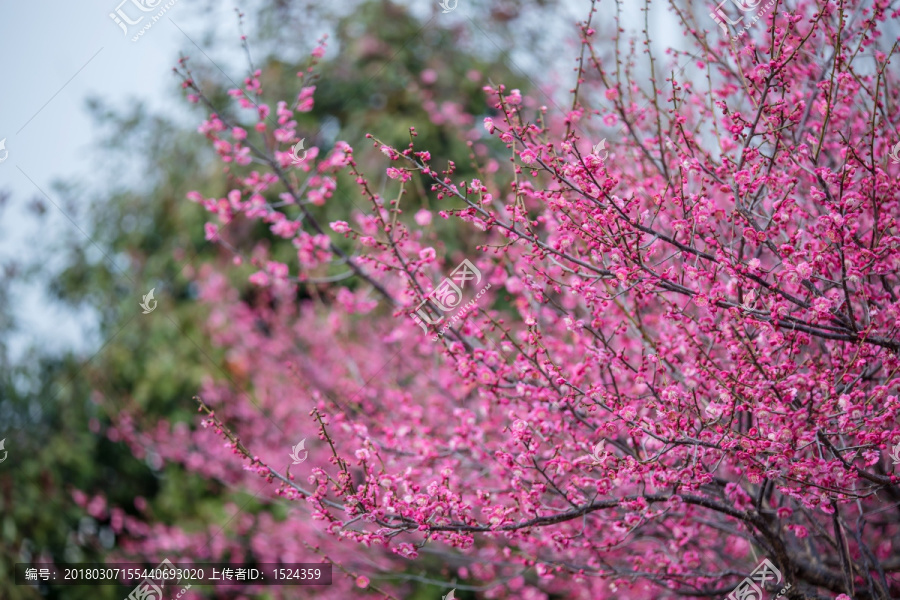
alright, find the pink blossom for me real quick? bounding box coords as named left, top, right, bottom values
left=248, top=271, right=269, bottom=286
left=296, top=86, right=316, bottom=112
left=72, top=489, right=87, bottom=506
left=520, top=148, right=537, bottom=163
left=380, top=145, right=400, bottom=160
left=795, top=261, right=813, bottom=279
left=505, top=277, right=523, bottom=294
left=414, top=209, right=432, bottom=226
left=266, top=261, right=289, bottom=280
left=418, top=247, right=436, bottom=262
left=386, top=167, right=411, bottom=181
left=812, top=297, right=832, bottom=315
left=421, top=69, right=438, bottom=84
left=330, top=221, right=351, bottom=234
left=204, top=222, right=219, bottom=241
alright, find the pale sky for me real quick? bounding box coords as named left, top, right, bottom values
left=0, top=0, right=258, bottom=360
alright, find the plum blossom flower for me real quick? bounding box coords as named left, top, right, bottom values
left=296, top=86, right=316, bottom=112
left=386, top=167, right=411, bottom=182
left=520, top=148, right=537, bottom=164
left=266, top=261, right=289, bottom=280
left=249, top=271, right=269, bottom=286
left=414, top=209, right=432, bottom=226
left=380, top=145, right=400, bottom=160
left=418, top=247, right=436, bottom=262
left=811, top=297, right=832, bottom=315
left=330, top=221, right=351, bottom=234
left=421, top=69, right=438, bottom=84
left=776, top=506, right=793, bottom=519
left=204, top=223, right=219, bottom=241
left=795, top=261, right=813, bottom=279
left=705, top=403, right=725, bottom=419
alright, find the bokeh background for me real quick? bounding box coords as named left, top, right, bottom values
left=1, top=1, right=686, bottom=597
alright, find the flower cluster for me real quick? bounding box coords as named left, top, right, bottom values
left=108, top=3, right=900, bottom=598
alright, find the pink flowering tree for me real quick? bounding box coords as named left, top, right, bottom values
left=108, top=1, right=900, bottom=597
